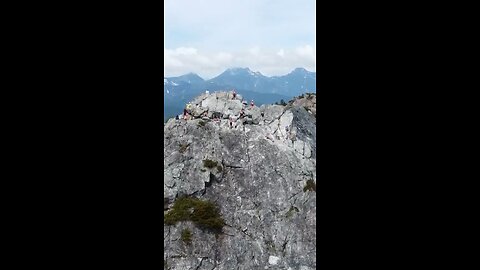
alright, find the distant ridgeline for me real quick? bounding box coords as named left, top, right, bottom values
left=164, top=67, right=316, bottom=121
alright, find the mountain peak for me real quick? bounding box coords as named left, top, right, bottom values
left=226, top=67, right=251, bottom=74
left=228, top=67, right=250, bottom=71
left=181, top=72, right=203, bottom=79
left=291, top=67, right=309, bottom=74
left=167, top=73, right=205, bottom=84
left=222, top=67, right=267, bottom=78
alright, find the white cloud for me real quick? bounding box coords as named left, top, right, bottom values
left=164, top=0, right=316, bottom=79
left=249, top=47, right=261, bottom=55
left=295, top=45, right=315, bottom=59
left=165, top=0, right=315, bottom=51
left=164, top=45, right=316, bottom=79
left=169, top=47, right=198, bottom=55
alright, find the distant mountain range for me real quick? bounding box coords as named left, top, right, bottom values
left=164, top=67, right=316, bottom=120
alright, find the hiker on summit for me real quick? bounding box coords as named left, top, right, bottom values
left=202, top=111, right=209, bottom=120
left=239, top=109, right=245, bottom=119
left=250, top=100, right=255, bottom=107
left=212, top=112, right=222, bottom=125
left=183, top=103, right=193, bottom=120
left=232, top=89, right=237, bottom=99
left=229, top=114, right=238, bottom=129
left=241, top=99, right=247, bottom=109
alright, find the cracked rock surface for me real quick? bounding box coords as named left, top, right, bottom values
left=164, top=92, right=316, bottom=270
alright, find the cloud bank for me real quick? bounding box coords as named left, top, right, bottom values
left=165, top=45, right=315, bottom=79
left=164, top=0, right=315, bottom=78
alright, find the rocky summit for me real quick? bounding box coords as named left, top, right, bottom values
left=164, top=91, right=316, bottom=270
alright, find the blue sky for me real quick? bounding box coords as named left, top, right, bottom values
left=165, top=0, right=316, bottom=79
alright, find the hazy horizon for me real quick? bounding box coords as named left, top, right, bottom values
left=164, top=66, right=315, bottom=80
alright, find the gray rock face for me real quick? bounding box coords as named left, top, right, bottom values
left=164, top=92, right=316, bottom=270
left=288, top=93, right=316, bottom=118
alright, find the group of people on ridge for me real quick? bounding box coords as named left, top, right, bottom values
left=178, top=90, right=255, bottom=129
left=176, top=90, right=298, bottom=145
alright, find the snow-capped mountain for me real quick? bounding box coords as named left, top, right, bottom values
left=206, top=67, right=316, bottom=96
left=168, top=73, right=205, bottom=85
left=271, top=68, right=316, bottom=95
left=164, top=78, right=178, bottom=86
left=163, top=68, right=316, bottom=121
left=207, top=68, right=272, bottom=93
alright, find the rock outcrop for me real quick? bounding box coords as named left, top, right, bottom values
left=289, top=93, right=316, bottom=118
left=164, top=91, right=316, bottom=270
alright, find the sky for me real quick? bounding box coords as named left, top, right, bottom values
left=165, top=0, right=315, bottom=79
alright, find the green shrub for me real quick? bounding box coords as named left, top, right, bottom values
left=265, top=240, right=276, bottom=252
left=285, top=206, right=299, bottom=218
left=203, top=159, right=218, bottom=169
left=164, top=198, right=170, bottom=210
left=216, top=165, right=223, bottom=172
left=181, top=228, right=192, bottom=244
left=164, top=197, right=224, bottom=232
left=303, top=180, right=316, bottom=192
left=179, top=143, right=189, bottom=153
left=198, top=120, right=206, bottom=127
